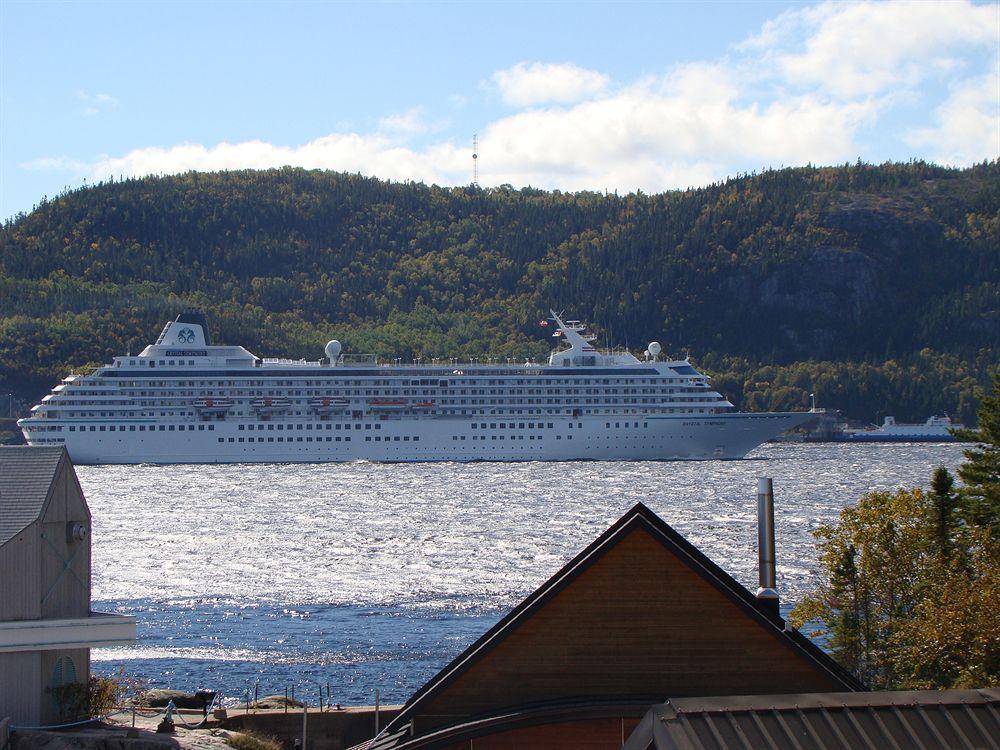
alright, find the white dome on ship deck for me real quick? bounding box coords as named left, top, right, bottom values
left=325, top=340, right=342, bottom=361
left=648, top=342, right=661, bottom=356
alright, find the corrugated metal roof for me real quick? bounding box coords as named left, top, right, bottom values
left=624, top=689, right=1000, bottom=750
left=0, top=446, right=67, bottom=546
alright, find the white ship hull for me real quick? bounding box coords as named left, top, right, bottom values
left=41, top=412, right=811, bottom=465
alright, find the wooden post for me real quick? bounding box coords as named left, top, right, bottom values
left=301, top=700, right=308, bottom=750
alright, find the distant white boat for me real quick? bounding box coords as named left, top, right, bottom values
left=841, top=415, right=962, bottom=442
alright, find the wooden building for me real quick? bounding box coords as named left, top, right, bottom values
left=0, top=446, right=135, bottom=727
left=365, top=502, right=860, bottom=750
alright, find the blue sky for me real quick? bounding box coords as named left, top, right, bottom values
left=2, top=0, right=998, bottom=220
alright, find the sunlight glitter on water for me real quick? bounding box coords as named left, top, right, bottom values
left=83, top=443, right=964, bottom=701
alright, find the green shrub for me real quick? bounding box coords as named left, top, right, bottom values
left=47, top=669, right=146, bottom=722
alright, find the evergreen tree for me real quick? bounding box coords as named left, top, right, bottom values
left=930, top=466, right=957, bottom=562
left=953, top=372, right=1000, bottom=534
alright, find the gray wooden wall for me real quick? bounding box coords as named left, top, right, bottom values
left=0, top=455, right=93, bottom=726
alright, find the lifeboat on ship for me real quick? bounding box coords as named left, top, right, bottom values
left=193, top=397, right=234, bottom=415
left=412, top=401, right=436, bottom=410
left=368, top=399, right=407, bottom=411
left=309, top=397, right=349, bottom=413
left=251, top=397, right=291, bottom=415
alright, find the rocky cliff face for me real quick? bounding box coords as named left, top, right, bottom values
left=756, top=246, right=880, bottom=357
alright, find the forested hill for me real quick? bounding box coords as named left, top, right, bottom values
left=1, top=161, right=997, bottom=425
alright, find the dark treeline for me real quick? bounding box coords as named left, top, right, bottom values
left=1, top=161, right=997, bottom=423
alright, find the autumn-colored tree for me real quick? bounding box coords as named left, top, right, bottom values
left=793, top=377, right=1000, bottom=689
left=891, top=530, right=999, bottom=688
left=790, top=487, right=936, bottom=688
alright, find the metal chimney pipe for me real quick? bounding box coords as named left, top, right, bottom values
left=756, top=477, right=780, bottom=620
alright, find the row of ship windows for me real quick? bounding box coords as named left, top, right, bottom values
left=67, top=397, right=718, bottom=406
left=119, top=359, right=200, bottom=367
left=40, top=407, right=718, bottom=420
left=39, top=424, right=219, bottom=433
left=468, top=421, right=647, bottom=430
left=36, top=419, right=651, bottom=434
left=36, top=422, right=414, bottom=433
left=31, top=418, right=700, bottom=439
left=220, top=436, right=367, bottom=443
left=51, top=393, right=711, bottom=405
left=47, top=405, right=717, bottom=419
left=239, top=422, right=371, bottom=431
left=103, top=388, right=696, bottom=398
left=218, top=436, right=423, bottom=443
left=68, top=388, right=704, bottom=406
left=463, top=434, right=569, bottom=441
left=105, top=377, right=692, bottom=387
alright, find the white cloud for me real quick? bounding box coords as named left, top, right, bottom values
left=493, top=62, right=609, bottom=106
left=76, top=90, right=119, bottom=117
left=20, top=156, right=91, bottom=172
left=746, top=0, right=997, bottom=98
left=474, top=73, right=875, bottom=190
left=906, top=71, right=1000, bottom=165
left=23, top=1, right=998, bottom=196
left=41, top=75, right=872, bottom=194
left=78, top=134, right=467, bottom=187
left=378, top=107, right=430, bottom=135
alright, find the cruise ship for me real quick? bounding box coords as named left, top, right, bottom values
left=19, top=311, right=813, bottom=464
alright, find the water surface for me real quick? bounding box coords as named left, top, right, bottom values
left=85, top=443, right=964, bottom=704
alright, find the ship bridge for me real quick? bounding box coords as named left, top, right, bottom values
left=129, top=313, right=258, bottom=367
left=547, top=311, right=642, bottom=367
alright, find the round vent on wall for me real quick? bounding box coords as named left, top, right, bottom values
left=67, top=522, right=89, bottom=542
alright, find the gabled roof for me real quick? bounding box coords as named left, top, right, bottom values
left=0, top=446, right=70, bottom=546
left=374, top=502, right=862, bottom=747
left=623, top=688, right=1000, bottom=750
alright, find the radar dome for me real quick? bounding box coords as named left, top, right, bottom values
left=648, top=341, right=662, bottom=357
left=325, top=340, right=342, bottom=361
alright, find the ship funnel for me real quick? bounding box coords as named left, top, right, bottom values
left=755, top=477, right=780, bottom=620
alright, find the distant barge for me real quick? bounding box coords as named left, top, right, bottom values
left=808, top=415, right=962, bottom=443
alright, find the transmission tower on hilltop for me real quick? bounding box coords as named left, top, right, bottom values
left=472, top=133, right=479, bottom=187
